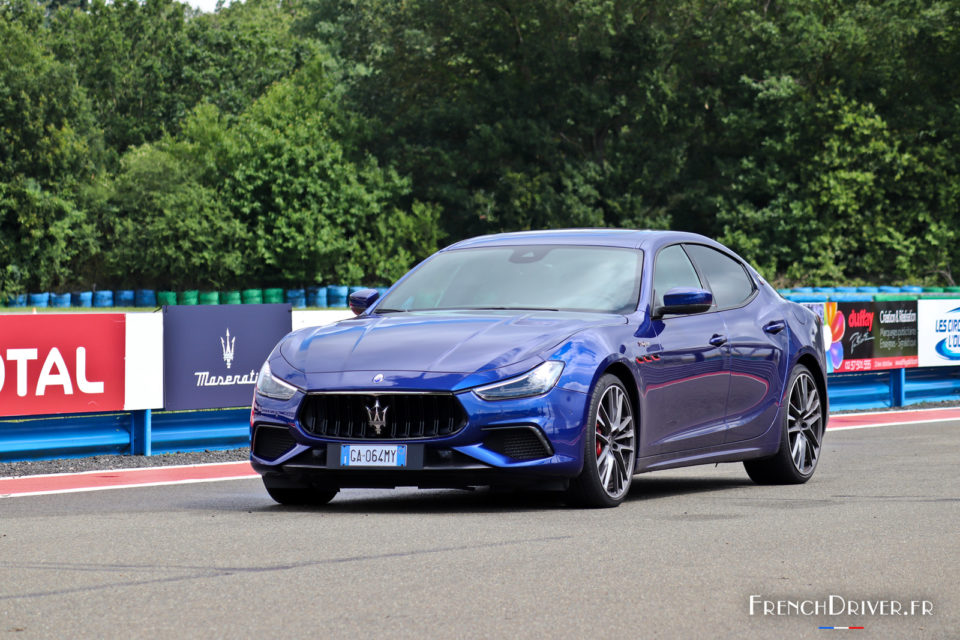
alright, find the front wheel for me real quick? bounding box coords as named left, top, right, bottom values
left=567, top=374, right=637, bottom=508
left=744, top=364, right=824, bottom=484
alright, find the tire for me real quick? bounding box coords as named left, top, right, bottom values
left=744, top=364, right=824, bottom=485
left=263, top=479, right=338, bottom=506
left=567, top=374, right=637, bottom=508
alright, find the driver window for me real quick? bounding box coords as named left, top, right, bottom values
left=653, top=244, right=702, bottom=310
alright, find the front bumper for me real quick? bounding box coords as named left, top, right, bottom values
left=250, top=384, right=589, bottom=489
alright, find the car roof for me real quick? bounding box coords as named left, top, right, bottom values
left=444, top=229, right=718, bottom=251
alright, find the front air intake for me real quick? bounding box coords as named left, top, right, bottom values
left=483, top=427, right=553, bottom=461
left=252, top=425, right=297, bottom=460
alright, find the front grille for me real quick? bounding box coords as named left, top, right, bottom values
left=299, top=393, right=468, bottom=440
left=483, top=428, right=552, bottom=461
left=252, top=425, right=298, bottom=460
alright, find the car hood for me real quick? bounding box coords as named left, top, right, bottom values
left=279, top=311, right=624, bottom=374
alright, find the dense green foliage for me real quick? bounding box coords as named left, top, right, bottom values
left=1, top=0, right=959, bottom=299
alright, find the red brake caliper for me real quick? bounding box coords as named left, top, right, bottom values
left=596, top=422, right=603, bottom=457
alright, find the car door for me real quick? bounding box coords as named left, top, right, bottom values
left=683, top=244, right=786, bottom=444
left=640, top=244, right=729, bottom=455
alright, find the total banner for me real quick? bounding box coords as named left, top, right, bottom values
left=917, top=299, right=960, bottom=367
left=163, top=304, right=292, bottom=410
left=0, top=314, right=126, bottom=417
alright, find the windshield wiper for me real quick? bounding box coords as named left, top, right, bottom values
left=373, top=308, right=410, bottom=314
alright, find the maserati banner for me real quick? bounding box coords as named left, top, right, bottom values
left=0, top=314, right=126, bottom=417
left=162, top=304, right=292, bottom=410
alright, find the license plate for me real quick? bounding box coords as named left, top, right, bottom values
left=340, top=444, right=407, bottom=467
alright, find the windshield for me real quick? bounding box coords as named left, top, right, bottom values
left=378, top=245, right=642, bottom=314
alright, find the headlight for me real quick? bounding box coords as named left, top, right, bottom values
left=255, top=361, right=299, bottom=400
left=474, top=361, right=564, bottom=400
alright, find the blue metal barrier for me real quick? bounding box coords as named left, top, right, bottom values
left=0, top=408, right=250, bottom=462
left=1, top=368, right=958, bottom=462
left=827, top=367, right=960, bottom=411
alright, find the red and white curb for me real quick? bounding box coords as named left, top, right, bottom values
left=0, top=461, right=256, bottom=499
left=2, top=406, right=959, bottom=499
left=827, top=406, right=960, bottom=431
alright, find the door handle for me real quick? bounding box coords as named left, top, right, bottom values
left=709, top=334, right=727, bottom=347
left=763, top=320, right=786, bottom=334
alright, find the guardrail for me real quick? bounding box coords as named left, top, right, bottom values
left=2, top=368, right=958, bottom=462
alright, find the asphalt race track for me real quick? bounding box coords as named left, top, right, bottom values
left=1, top=419, right=957, bottom=639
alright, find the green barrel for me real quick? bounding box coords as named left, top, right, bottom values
left=873, top=293, right=920, bottom=301
left=178, top=290, right=199, bottom=305
left=157, top=291, right=177, bottom=306
left=923, top=287, right=945, bottom=293
left=946, top=287, right=960, bottom=293
left=263, top=287, right=284, bottom=304
left=199, top=291, right=220, bottom=305
left=241, top=288, right=263, bottom=304
left=222, top=290, right=242, bottom=305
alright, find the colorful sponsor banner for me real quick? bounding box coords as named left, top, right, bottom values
left=0, top=314, right=126, bottom=417
left=163, top=304, right=291, bottom=410
left=917, top=299, right=960, bottom=367
left=803, top=301, right=918, bottom=373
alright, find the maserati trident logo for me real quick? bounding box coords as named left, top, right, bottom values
left=220, top=328, right=236, bottom=369
left=365, top=398, right=389, bottom=435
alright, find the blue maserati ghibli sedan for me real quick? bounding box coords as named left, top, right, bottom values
left=251, top=229, right=828, bottom=507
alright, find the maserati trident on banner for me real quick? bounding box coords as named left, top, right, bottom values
left=163, top=304, right=291, bottom=410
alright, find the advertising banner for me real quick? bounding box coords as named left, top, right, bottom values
left=872, top=300, right=919, bottom=369
left=163, top=304, right=292, bottom=410
left=918, top=299, right=960, bottom=367
left=809, top=301, right=919, bottom=374
left=0, top=314, right=126, bottom=417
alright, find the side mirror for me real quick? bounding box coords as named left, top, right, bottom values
left=656, top=287, right=713, bottom=317
left=348, top=288, right=380, bottom=315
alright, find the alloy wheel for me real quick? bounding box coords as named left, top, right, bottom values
left=594, top=384, right=636, bottom=499
left=786, top=371, right=823, bottom=475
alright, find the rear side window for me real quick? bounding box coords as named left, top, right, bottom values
left=653, top=244, right=702, bottom=309
left=684, top=244, right=755, bottom=309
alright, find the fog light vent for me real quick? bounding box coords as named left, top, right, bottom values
left=483, top=427, right=552, bottom=461
left=252, top=425, right=297, bottom=461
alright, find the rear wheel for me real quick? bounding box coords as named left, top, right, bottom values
left=744, top=364, right=824, bottom=484
left=567, top=374, right=637, bottom=508
left=263, top=479, right=338, bottom=506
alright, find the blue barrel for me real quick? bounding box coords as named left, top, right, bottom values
left=307, top=286, right=327, bottom=308
left=834, top=286, right=858, bottom=293
left=51, top=293, right=71, bottom=308
left=28, top=292, right=50, bottom=308
left=8, top=294, right=27, bottom=307
left=327, top=285, right=348, bottom=308
left=776, top=289, right=791, bottom=295
left=94, top=290, right=114, bottom=307
left=878, top=286, right=901, bottom=293
left=901, top=285, right=923, bottom=293
left=116, top=289, right=135, bottom=306
left=813, top=287, right=835, bottom=293
left=830, top=293, right=874, bottom=302
left=794, top=287, right=814, bottom=293
left=72, top=291, right=93, bottom=307
left=285, top=288, right=306, bottom=309
left=785, top=294, right=828, bottom=303
left=348, top=286, right=366, bottom=296
left=856, top=286, right=879, bottom=293
left=135, top=289, right=157, bottom=307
